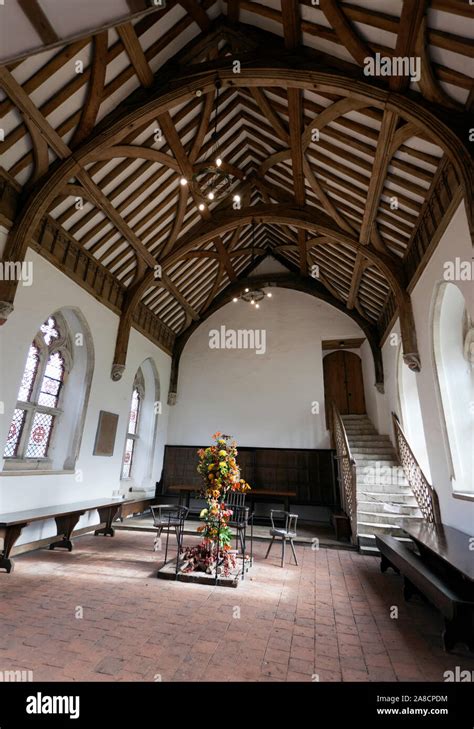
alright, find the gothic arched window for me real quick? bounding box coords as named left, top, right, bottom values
left=122, top=369, right=144, bottom=479
left=4, top=316, right=67, bottom=460
left=432, top=282, right=474, bottom=494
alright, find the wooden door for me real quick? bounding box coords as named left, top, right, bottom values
left=323, top=351, right=366, bottom=424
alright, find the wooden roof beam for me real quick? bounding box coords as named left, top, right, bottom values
left=281, top=0, right=301, bottom=50
left=347, top=251, right=367, bottom=310
left=117, top=22, right=154, bottom=88
left=287, top=86, right=307, bottom=274
left=389, top=0, right=426, bottom=93
left=179, top=0, right=211, bottom=31
left=227, top=0, right=240, bottom=23
left=70, top=32, right=108, bottom=148
left=360, top=110, right=399, bottom=249
left=18, top=0, right=59, bottom=46
left=320, top=0, right=373, bottom=65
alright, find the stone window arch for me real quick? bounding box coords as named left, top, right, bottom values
left=431, top=282, right=473, bottom=494
left=2, top=308, right=94, bottom=472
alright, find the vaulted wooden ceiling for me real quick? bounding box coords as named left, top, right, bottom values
left=0, top=1, right=472, bottom=381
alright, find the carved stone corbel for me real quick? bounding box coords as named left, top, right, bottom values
left=375, top=381, right=385, bottom=394
left=403, top=353, right=421, bottom=372
left=111, top=363, right=125, bottom=381
left=167, top=391, right=177, bottom=406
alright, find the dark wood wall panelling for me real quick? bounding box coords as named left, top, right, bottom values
left=158, top=445, right=337, bottom=507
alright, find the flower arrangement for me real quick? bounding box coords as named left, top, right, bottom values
left=181, top=433, right=251, bottom=577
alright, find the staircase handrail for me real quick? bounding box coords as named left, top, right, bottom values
left=391, top=413, right=441, bottom=524
left=330, top=402, right=358, bottom=544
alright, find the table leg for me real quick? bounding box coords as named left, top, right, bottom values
left=0, top=523, right=27, bottom=573
left=94, top=505, right=121, bottom=537
left=50, top=512, right=85, bottom=550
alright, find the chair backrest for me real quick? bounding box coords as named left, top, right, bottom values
left=228, top=503, right=249, bottom=526
left=270, top=510, right=298, bottom=535
left=226, top=490, right=246, bottom=507
left=151, top=504, right=189, bottom=524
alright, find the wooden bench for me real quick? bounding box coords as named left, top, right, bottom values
left=376, top=534, right=474, bottom=652
left=0, top=497, right=151, bottom=574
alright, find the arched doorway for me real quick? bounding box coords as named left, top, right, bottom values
left=323, top=351, right=366, bottom=425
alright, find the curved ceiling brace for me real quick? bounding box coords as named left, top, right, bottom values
left=163, top=204, right=406, bottom=292
left=320, top=0, right=373, bottom=66
left=167, top=272, right=385, bottom=405
left=107, top=201, right=416, bottom=381
left=415, top=16, right=464, bottom=112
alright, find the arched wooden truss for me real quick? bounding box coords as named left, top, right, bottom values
left=0, top=1, right=472, bottom=398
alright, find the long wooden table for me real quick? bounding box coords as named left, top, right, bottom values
left=401, top=520, right=474, bottom=584
left=248, top=489, right=296, bottom=514
left=167, top=485, right=297, bottom=514
left=0, top=497, right=149, bottom=573
left=168, top=484, right=199, bottom=508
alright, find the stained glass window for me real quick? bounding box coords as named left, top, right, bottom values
left=3, top=409, right=26, bottom=458
left=17, top=345, right=39, bottom=402
left=26, top=412, right=54, bottom=458
left=122, top=438, right=134, bottom=479
left=122, top=384, right=142, bottom=478
left=4, top=315, right=66, bottom=461
left=128, top=389, right=140, bottom=435
left=38, top=352, right=64, bottom=408
left=40, top=317, right=60, bottom=345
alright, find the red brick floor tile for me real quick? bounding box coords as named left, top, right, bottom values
left=261, top=661, right=288, bottom=680
left=342, top=668, right=369, bottom=682
left=264, top=648, right=290, bottom=665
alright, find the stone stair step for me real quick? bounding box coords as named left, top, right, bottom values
left=360, top=491, right=417, bottom=504
left=358, top=483, right=410, bottom=493
left=357, top=500, right=419, bottom=515
left=358, top=534, right=413, bottom=554
left=357, top=510, right=421, bottom=525
left=359, top=544, right=380, bottom=556
left=352, top=448, right=397, bottom=457
left=354, top=460, right=399, bottom=469
left=349, top=437, right=393, bottom=445
left=357, top=520, right=409, bottom=537
left=345, top=425, right=377, bottom=430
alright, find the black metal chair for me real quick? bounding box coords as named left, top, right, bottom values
left=265, top=510, right=298, bottom=568
left=226, top=491, right=253, bottom=580
left=151, top=504, right=188, bottom=574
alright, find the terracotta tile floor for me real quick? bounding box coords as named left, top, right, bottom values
left=1, top=530, right=473, bottom=682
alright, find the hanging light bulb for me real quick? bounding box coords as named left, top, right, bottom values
left=250, top=299, right=255, bottom=305
left=255, top=303, right=260, bottom=309
left=245, top=288, right=249, bottom=293
left=198, top=203, right=205, bottom=211
left=233, top=194, right=240, bottom=203
left=215, top=157, right=222, bottom=167
left=266, top=292, right=272, bottom=298
left=180, top=177, right=188, bottom=186
left=208, top=191, right=215, bottom=200
left=232, top=297, right=238, bottom=303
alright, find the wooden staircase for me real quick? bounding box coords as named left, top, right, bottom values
left=341, top=414, right=422, bottom=555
